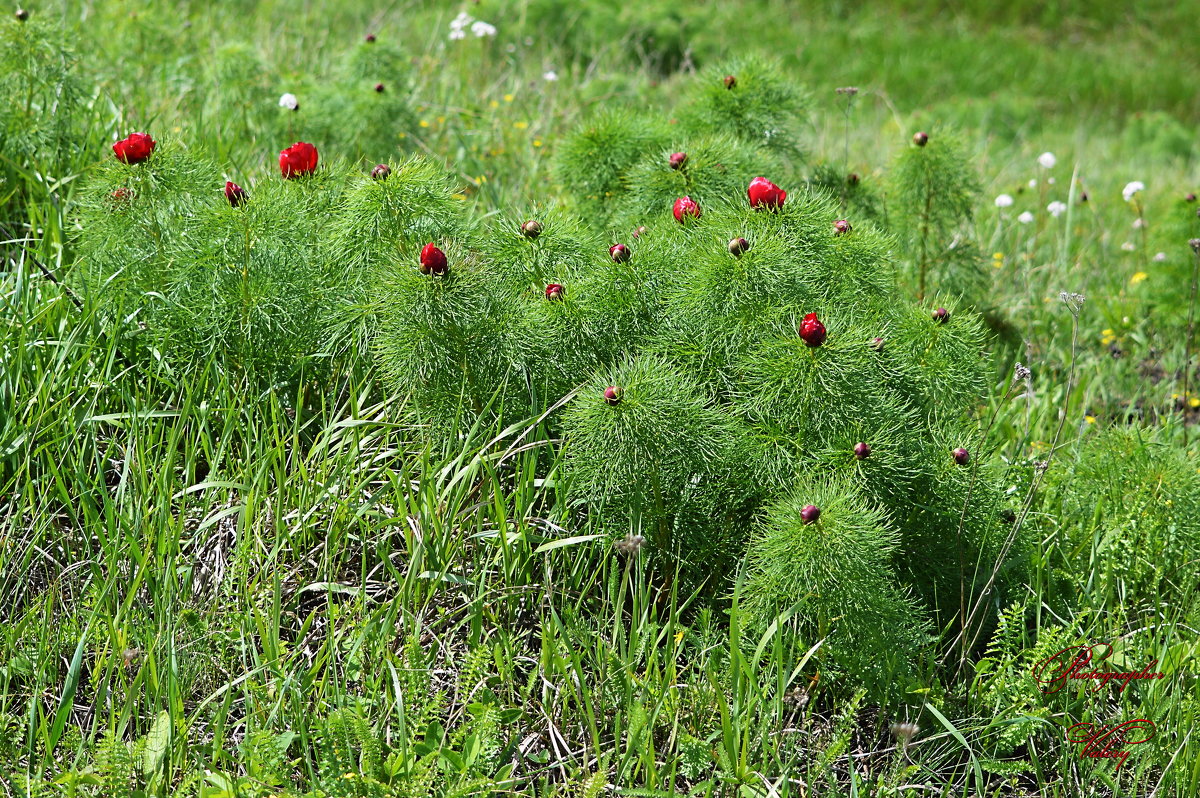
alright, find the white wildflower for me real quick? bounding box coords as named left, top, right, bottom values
left=994, top=194, right=1014, bottom=208
left=543, top=70, right=558, bottom=82
left=1153, top=252, right=1167, bottom=262
left=1132, top=217, right=1146, bottom=229
left=1018, top=211, right=1035, bottom=224
left=278, top=92, right=298, bottom=110
left=1038, top=152, right=1057, bottom=169
left=1047, top=201, right=1067, bottom=218
left=1028, top=178, right=1038, bottom=189
left=1121, top=242, right=1136, bottom=251
left=1122, top=181, right=1145, bottom=202
left=471, top=20, right=496, bottom=37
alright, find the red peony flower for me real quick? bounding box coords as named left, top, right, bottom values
left=419, top=243, right=448, bottom=275
left=747, top=176, right=786, bottom=210
left=225, top=181, right=247, bottom=207
left=609, top=243, right=631, bottom=263
left=799, top=312, right=827, bottom=347
left=545, top=283, right=564, bottom=300
left=673, top=196, right=701, bottom=223
left=669, top=151, right=688, bottom=170
left=279, top=141, right=319, bottom=179
left=112, top=133, right=156, bottom=165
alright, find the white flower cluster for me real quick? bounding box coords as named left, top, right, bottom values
left=1047, top=201, right=1067, bottom=218
left=449, top=11, right=496, bottom=40
left=1122, top=180, right=1145, bottom=202
left=278, top=92, right=298, bottom=110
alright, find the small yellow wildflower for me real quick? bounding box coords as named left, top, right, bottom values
left=419, top=119, right=430, bottom=128
left=475, top=175, right=487, bottom=185
left=436, top=115, right=446, bottom=125
left=1130, top=271, right=1148, bottom=285
left=1190, top=397, right=1200, bottom=409
left=451, top=192, right=467, bottom=201
left=992, top=252, right=1004, bottom=260
left=489, top=100, right=499, bottom=109
left=504, top=93, right=514, bottom=102
left=1085, top=415, right=1096, bottom=424
left=513, top=121, right=528, bottom=130
left=674, top=630, right=684, bottom=645
left=532, top=139, right=543, bottom=147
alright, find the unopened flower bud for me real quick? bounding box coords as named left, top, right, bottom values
left=371, top=163, right=391, bottom=180
left=932, top=307, right=950, bottom=323
left=604, top=386, right=623, bottom=405
left=913, top=131, right=929, bottom=147
left=521, top=219, right=543, bottom=238
left=723, top=75, right=737, bottom=90
left=853, top=442, right=871, bottom=460
left=800, top=504, right=821, bottom=524
left=728, top=237, right=750, bottom=256
left=952, top=447, right=970, bottom=465
left=669, top=151, right=688, bottom=170
left=833, top=219, right=852, bottom=235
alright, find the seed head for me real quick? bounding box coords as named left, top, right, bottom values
left=614, top=533, right=646, bottom=556
left=890, top=722, right=920, bottom=750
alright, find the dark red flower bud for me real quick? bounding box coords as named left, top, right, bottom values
left=728, top=237, right=750, bottom=256
left=854, top=442, right=871, bottom=460
left=673, top=196, right=701, bottom=222
left=847, top=172, right=860, bottom=186
left=1079, top=190, right=1089, bottom=203
left=632, top=226, right=647, bottom=239
left=932, top=307, right=950, bottom=323
left=279, top=141, right=318, bottom=179
left=913, top=131, right=929, bottom=147
left=1187, top=193, right=1197, bottom=203
left=800, top=504, right=820, bottom=524
left=799, top=312, right=827, bottom=347
left=112, top=132, right=156, bottom=165
left=604, top=386, right=623, bottom=405
left=1000, top=508, right=1017, bottom=524
left=111, top=187, right=133, bottom=202
left=609, top=243, right=631, bottom=263
left=669, top=151, right=688, bottom=170
left=224, top=181, right=247, bottom=207
left=419, top=242, right=448, bottom=275
left=545, top=283, right=564, bottom=300
left=723, top=75, right=737, bottom=89
left=365, top=33, right=376, bottom=43
left=374, top=83, right=385, bottom=93
left=747, top=176, right=786, bottom=210
left=952, top=447, right=970, bottom=465
left=15, top=8, right=29, bottom=21
left=371, top=163, right=391, bottom=180
left=521, top=220, right=543, bottom=238
left=870, top=337, right=885, bottom=352
left=833, top=219, right=852, bottom=235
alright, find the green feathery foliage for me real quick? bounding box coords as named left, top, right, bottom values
left=742, top=477, right=930, bottom=701
left=677, top=56, right=810, bottom=159
left=887, top=129, right=983, bottom=302
left=74, top=142, right=356, bottom=380
left=554, top=110, right=671, bottom=227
